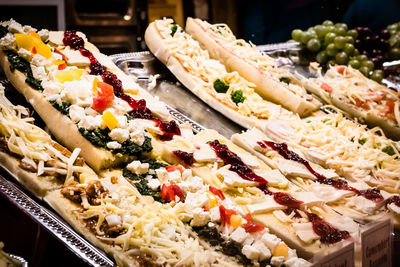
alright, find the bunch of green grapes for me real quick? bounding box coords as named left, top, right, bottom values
left=387, top=22, right=400, bottom=60
left=291, top=20, right=383, bottom=82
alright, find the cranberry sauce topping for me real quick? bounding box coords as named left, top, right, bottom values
left=172, top=150, right=194, bottom=166
left=273, top=192, right=303, bottom=208
left=306, top=212, right=350, bottom=244
left=261, top=140, right=385, bottom=203
left=283, top=208, right=302, bottom=218
left=63, top=31, right=181, bottom=141
left=209, top=140, right=267, bottom=185
left=386, top=195, right=400, bottom=208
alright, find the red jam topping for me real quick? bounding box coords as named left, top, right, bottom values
left=386, top=195, right=400, bottom=208
left=283, top=208, right=302, bottom=218
left=172, top=150, right=194, bottom=166
left=261, top=140, right=385, bottom=203
left=306, top=212, right=350, bottom=244
left=63, top=31, right=181, bottom=141
left=273, top=192, right=303, bottom=208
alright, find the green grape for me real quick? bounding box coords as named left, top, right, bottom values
left=326, top=25, right=336, bottom=33
left=347, top=29, right=358, bottom=39
left=335, top=23, right=348, bottom=31
left=307, top=38, right=321, bottom=52
left=316, top=50, right=329, bottom=64
left=349, top=59, right=361, bottom=69
left=359, top=66, right=370, bottom=76
left=344, top=43, right=355, bottom=55
left=324, top=32, right=336, bottom=44
left=356, top=54, right=368, bottom=62
left=370, top=70, right=383, bottom=83
left=353, top=49, right=360, bottom=56
left=335, top=27, right=347, bottom=36
left=323, top=20, right=334, bottom=26
left=334, top=36, right=346, bottom=49
left=361, top=60, right=374, bottom=71
left=335, top=51, right=348, bottom=65
left=388, top=24, right=398, bottom=31
left=314, top=25, right=328, bottom=39
left=292, top=29, right=303, bottom=41
left=345, top=36, right=354, bottom=44
left=327, top=59, right=336, bottom=66
left=301, top=32, right=314, bottom=44
left=326, top=43, right=338, bottom=56
left=389, top=48, right=400, bottom=59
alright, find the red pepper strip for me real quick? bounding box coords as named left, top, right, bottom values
left=54, top=48, right=69, bottom=62
left=166, top=165, right=184, bottom=174
left=31, top=46, right=37, bottom=54
left=219, top=205, right=237, bottom=226
left=97, top=81, right=115, bottom=102
left=160, top=184, right=185, bottom=202
left=209, top=186, right=225, bottom=200
left=58, top=63, right=67, bottom=70
left=320, top=82, right=333, bottom=93
left=242, top=213, right=265, bottom=233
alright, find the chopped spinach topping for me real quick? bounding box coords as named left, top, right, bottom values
left=213, top=78, right=229, bottom=93
left=231, top=90, right=246, bottom=105
left=122, top=158, right=167, bottom=202
left=49, top=100, right=71, bottom=115
left=192, top=225, right=253, bottom=265
left=171, top=24, right=178, bottom=37
left=5, top=50, right=43, bottom=91
left=279, top=77, right=291, bottom=85
left=236, top=42, right=243, bottom=46
left=382, top=145, right=395, bottom=156
left=306, top=120, right=311, bottom=123
left=0, top=25, right=8, bottom=38
left=358, top=138, right=368, bottom=145
left=78, top=127, right=153, bottom=156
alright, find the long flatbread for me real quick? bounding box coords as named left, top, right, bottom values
left=185, top=18, right=321, bottom=117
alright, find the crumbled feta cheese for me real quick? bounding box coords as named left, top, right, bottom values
left=190, top=208, right=210, bottom=227
left=8, top=19, right=23, bottom=33
left=85, top=107, right=98, bottom=116
left=209, top=206, right=221, bottom=222
left=37, top=29, right=49, bottom=41
left=261, top=233, right=281, bottom=251
left=69, top=105, right=85, bottom=123
left=62, top=79, right=92, bottom=104
left=17, top=48, right=31, bottom=60
left=109, top=128, right=129, bottom=143
left=181, top=168, right=193, bottom=179
left=148, top=179, right=161, bottom=191
left=22, top=25, right=36, bottom=34
left=185, top=192, right=209, bottom=212
left=167, top=170, right=182, bottom=183
left=42, top=80, right=62, bottom=96
left=253, top=240, right=271, bottom=260
left=126, top=160, right=149, bottom=175
left=0, top=33, right=16, bottom=49
left=241, top=244, right=260, bottom=260
left=31, top=54, right=47, bottom=66
left=106, top=141, right=122, bottom=149
left=78, top=115, right=102, bottom=130
left=271, top=256, right=285, bottom=266
left=156, top=168, right=169, bottom=183
left=105, top=214, right=121, bottom=226
left=284, top=257, right=312, bottom=267
left=116, top=115, right=128, bottom=128
left=130, top=129, right=145, bottom=146
left=31, top=65, right=47, bottom=80
left=230, top=227, right=247, bottom=243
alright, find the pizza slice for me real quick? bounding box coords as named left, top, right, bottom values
left=185, top=18, right=321, bottom=117
left=302, top=64, right=400, bottom=140
left=145, top=18, right=293, bottom=130
left=231, top=127, right=400, bottom=226
left=157, top=129, right=360, bottom=259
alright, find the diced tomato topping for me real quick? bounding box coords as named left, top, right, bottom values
left=166, top=165, right=184, bottom=174
left=320, top=82, right=333, bottom=93
left=219, top=205, right=237, bottom=226
left=203, top=206, right=209, bottom=211
left=31, top=46, right=37, bottom=54
left=160, top=184, right=185, bottom=202
left=209, top=186, right=225, bottom=200
left=54, top=48, right=69, bottom=62
left=97, top=81, right=114, bottom=102
left=242, top=214, right=265, bottom=233
left=92, top=96, right=109, bottom=112
left=58, top=63, right=67, bottom=70
left=386, top=101, right=395, bottom=113
left=336, top=66, right=346, bottom=75
left=369, top=90, right=385, bottom=102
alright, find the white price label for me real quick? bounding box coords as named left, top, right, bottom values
left=361, top=219, right=392, bottom=267
left=311, top=242, right=354, bottom=267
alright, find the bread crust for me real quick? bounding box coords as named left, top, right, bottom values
left=185, top=18, right=321, bottom=117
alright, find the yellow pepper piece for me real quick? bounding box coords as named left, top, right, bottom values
left=272, top=243, right=289, bottom=259
left=29, top=31, right=41, bottom=39
left=92, top=78, right=99, bottom=95
left=230, top=215, right=242, bottom=227
left=54, top=69, right=84, bottom=83
left=14, top=33, right=52, bottom=59
left=102, top=111, right=119, bottom=130
left=205, top=190, right=218, bottom=209
left=52, top=60, right=65, bottom=65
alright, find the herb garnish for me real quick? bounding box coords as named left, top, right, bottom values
left=5, top=50, right=43, bottom=91
left=358, top=138, right=367, bottom=145
left=122, top=158, right=167, bottom=202
left=213, top=79, right=229, bottom=93
left=50, top=100, right=71, bottom=115
left=279, top=77, right=291, bottom=85
left=231, top=90, right=246, bottom=105
left=171, top=24, right=178, bottom=37
left=382, top=145, right=395, bottom=156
